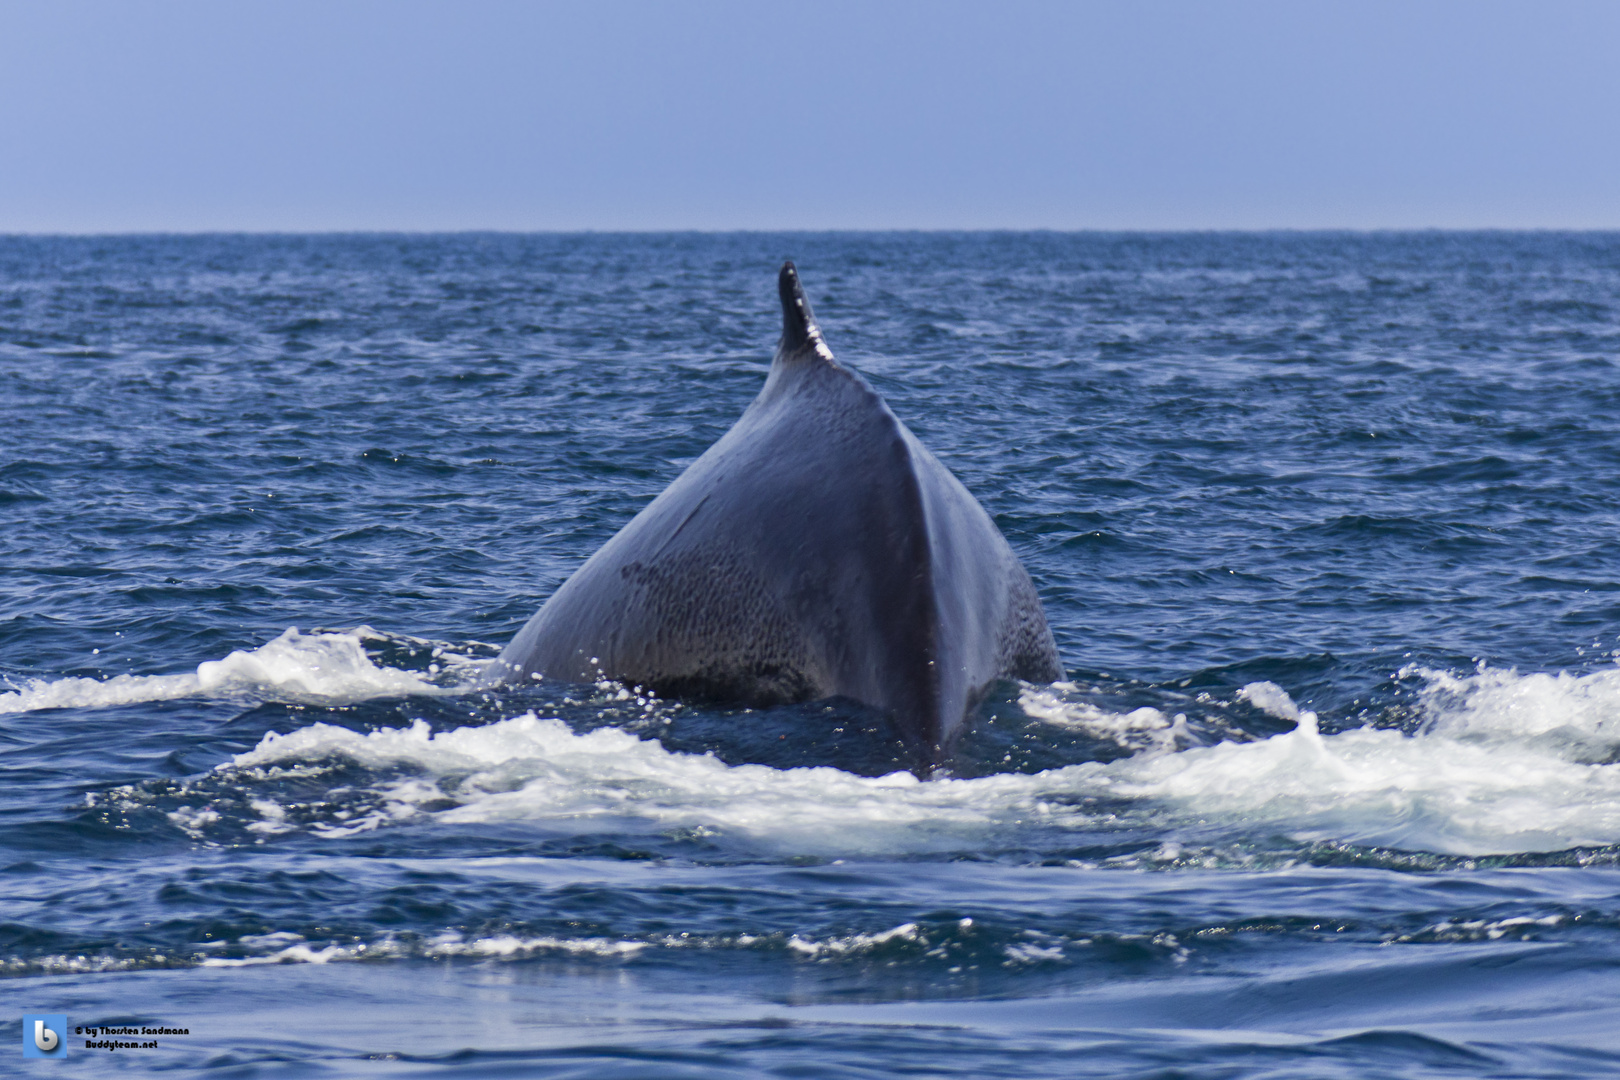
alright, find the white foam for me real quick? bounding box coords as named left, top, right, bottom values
left=1086, top=672, right=1620, bottom=854
left=227, top=714, right=1058, bottom=852
left=787, top=922, right=921, bottom=958
left=201, top=943, right=351, bottom=967
left=1391, top=914, right=1566, bottom=944
left=1018, top=682, right=1188, bottom=752
left=198, top=930, right=645, bottom=968
left=187, top=663, right=1620, bottom=858
left=0, top=628, right=448, bottom=714
left=1409, top=662, right=1620, bottom=759
left=1236, top=680, right=1302, bottom=721
left=1095, top=704, right=1619, bottom=854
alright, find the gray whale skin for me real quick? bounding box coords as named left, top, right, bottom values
left=487, top=263, right=1063, bottom=763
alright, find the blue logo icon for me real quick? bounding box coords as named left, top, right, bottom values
left=22, top=1015, right=66, bottom=1058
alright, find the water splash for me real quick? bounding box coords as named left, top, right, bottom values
left=0, top=627, right=469, bottom=714
left=104, top=662, right=1617, bottom=858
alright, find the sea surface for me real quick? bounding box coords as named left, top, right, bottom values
left=2, top=232, right=1620, bottom=1077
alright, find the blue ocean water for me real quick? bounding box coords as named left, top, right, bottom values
left=2, top=232, right=1619, bottom=1077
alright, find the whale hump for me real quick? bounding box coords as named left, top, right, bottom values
left=491, top=264, right=1063, bottom=765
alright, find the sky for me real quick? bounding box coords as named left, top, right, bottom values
left=2, top=0, right=1618, bottom=232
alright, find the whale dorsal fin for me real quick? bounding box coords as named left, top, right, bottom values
left=777, top=261, right=835, bottom=364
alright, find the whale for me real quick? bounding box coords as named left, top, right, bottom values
left=487, top=262, right=1063, bottom=763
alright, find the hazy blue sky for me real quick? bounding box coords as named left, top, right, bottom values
left=3, top=0, right=1617, bottom=231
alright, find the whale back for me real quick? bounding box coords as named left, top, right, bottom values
left=492, top=263, right=1062, bottom=760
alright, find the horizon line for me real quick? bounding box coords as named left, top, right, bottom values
left=5, top=226, right=1620, bottom=239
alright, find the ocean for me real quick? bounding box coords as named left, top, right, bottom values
left=2, top=231, right=1618, bottom=1077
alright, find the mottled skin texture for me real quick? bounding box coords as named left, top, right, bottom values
left=489, top=263, right=1062, bottom=762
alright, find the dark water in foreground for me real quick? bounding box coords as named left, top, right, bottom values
left=3, top=232, right=1620, bottom=1077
